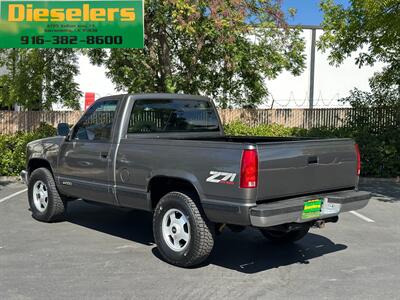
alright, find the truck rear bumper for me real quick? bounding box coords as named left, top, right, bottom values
left=250, top=190, right=371, bottom=228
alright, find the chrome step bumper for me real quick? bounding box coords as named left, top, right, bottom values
left=250, top=190, right=371, bottom=228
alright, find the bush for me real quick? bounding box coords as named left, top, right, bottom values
left=224, top=121, right=399, bottom=178
left=350, top=126, right=399, bottom=178
left=0, top=123, right=56, bottom=176
left=224, top=121, right=298, bottom=137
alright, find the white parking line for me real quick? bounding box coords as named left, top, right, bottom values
left=0, top=189, right=28, bottom=204
left=350, top=211, right=375, bottom=223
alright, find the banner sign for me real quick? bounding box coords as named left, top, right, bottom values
left=0, top=0, right=144, bottom=48
left=84, top=92, right=95, bottom=110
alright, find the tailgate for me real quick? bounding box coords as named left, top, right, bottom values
left=256, top=139, right=357, bottom=201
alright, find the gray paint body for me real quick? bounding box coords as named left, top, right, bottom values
left=25, top=94, right=370, bottom=226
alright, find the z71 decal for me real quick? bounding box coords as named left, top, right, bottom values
left=206, top=171, right=237, bottom=185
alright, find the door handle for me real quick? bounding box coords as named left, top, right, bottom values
left=100, top=152, right=109, bottom=159
left=78, top=161, right=92, bottom=167
left=308, top=156, right=319, bottom=165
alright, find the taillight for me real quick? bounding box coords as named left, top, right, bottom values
left=240, top=149, right=258, bottom=189
left=355, top=144, right=361, bottom=176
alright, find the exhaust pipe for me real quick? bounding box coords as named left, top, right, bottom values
left=314, top=220, right=325, bottom=229
left=313, top=216, right=339, bottom=229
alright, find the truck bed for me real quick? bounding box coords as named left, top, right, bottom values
left=182, top=135, right=320, bottom=143
left=163, top=135, right=358, bottom=201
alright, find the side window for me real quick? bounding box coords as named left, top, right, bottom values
left=71, top=100, right=118, bottom=141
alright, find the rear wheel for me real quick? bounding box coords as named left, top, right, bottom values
left=28, top=168, right=67, bottom=222
left=153, top=192, right=215, bottom=267
left=260, top=225, right=310, bottom=243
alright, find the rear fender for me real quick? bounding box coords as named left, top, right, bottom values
left=148, top=169, right=205, bottom=200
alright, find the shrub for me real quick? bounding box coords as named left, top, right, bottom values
left=351, top=126, right=399, bottom=178
left=224, top=121, right=298, bottom=137
left=0, top=123, right=56, bottom=176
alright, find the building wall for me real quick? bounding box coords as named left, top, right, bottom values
left=265, top=29, right=384, bottom=108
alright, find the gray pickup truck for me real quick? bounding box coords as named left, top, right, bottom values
left=22, top=94, right=371, bottom=267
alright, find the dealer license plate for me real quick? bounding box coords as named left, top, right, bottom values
left=302, top=199, right=322, bottom=220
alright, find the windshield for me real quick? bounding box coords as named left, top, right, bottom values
left=127, top=99, right=220, bottom=134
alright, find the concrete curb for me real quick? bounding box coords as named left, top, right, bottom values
left=359, top=177, right=400, bottom=183
left=0, top=176, right=20, bottom=183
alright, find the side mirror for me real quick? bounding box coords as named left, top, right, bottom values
left=57, top=123, right=70, bottom=137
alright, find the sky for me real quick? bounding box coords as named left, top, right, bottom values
left=282, top=0, right=350, bottom=26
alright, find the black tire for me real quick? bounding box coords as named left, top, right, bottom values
left=260, top=225, right=310, bottom=243
left=28, top=168, right=67, bottom=222
left=153, top=191, right=215, bottom=268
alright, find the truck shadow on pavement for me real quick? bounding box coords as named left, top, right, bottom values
left=66, top=201, right=155, bottom=246
left=66, top=200, right=347, bottom=274
left=206, top=230, right=347, bottom=273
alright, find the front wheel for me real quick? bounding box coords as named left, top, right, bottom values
left=153, top=192, right=215, bottom=268
left=260, top=225, right=310, bottom=243
left=28, top=168, right=67, bottom=222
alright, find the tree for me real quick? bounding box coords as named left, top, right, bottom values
left=88, top=0, right=305, bottom=108
left=319, top=0, right=400, bottom=95
left=0, top=49, right=81, bottom=110
left=341, top=86, right=400, bottom=109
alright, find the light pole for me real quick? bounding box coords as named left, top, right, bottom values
left=309, top=28, right=317, bottom=109
left=289, top=25, right=322, bottom=110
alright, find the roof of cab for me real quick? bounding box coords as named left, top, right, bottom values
left=98, top=93, right=211, bottom=102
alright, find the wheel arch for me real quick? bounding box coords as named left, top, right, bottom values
left=147, top=175, right=203, bottom=210
left=28, top=158, right=54, bottom=178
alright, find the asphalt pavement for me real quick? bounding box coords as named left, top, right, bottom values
left=0, top=180, right=399, bottom=300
